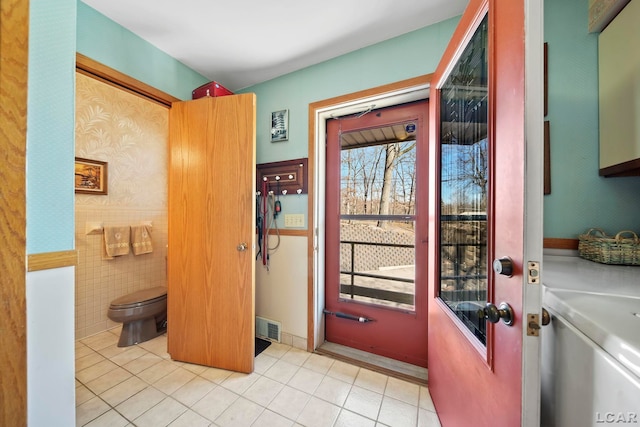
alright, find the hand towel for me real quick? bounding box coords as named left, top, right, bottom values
left=103, top=226, right=131, bottom=259
left=131, top=225, right=153, bottom=255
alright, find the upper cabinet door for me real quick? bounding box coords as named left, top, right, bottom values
left=167, top=94, right=256, bottom=373
left=427, top=0, right=543, bottom=425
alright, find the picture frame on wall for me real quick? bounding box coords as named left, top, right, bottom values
left=75, top=157, right=108, bottom=195
left=270, top=109, right=289, bottom=142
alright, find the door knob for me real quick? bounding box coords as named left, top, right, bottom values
left=237, top=242, right=248, bottom=251
left=493, top=256, right=514, bottom=277
left=478, top=302, right=514, bottom=326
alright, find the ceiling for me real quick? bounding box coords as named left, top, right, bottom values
left=81, top=0, right=468, bottom=92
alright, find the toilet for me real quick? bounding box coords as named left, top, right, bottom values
left=107, top=286, right=167, bottom=347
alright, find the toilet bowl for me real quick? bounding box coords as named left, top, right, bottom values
left=107, top=286, right=167, bottom=347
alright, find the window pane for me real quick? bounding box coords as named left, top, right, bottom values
left=438, top=16, right=489, bottom=345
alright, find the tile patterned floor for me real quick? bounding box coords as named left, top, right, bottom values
left=76, top=328, right=441, bottom=427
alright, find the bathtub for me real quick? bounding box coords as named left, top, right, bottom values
left=541, top=255, right=640, bottom=427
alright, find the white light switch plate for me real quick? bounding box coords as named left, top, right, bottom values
left=284, top=214, right=305, bottom=228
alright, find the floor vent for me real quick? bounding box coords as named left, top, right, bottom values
left=256, top=316, right=281, bottom=342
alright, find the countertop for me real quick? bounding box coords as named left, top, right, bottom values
left=543, top=254, right=640, bottom=378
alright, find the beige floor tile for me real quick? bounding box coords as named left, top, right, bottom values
left=167, top=409, right=212, bottom=427
left=138, top=335, right=169, bottom=357
left=153, top=366, right=196, bottom=395
left=85, top=367, right=132, bottom=395
left=81, top=331, right=120, bottom=351
left=191, top=385, right=239, bottom=422
left=122, top=352, right=163, bottom=375
left=343, top=385, right=383, bottom=420
left=334, top=409, right=376, bottom=427
left=76, top=359, right=120, bottom=384
left=115, top=387, right=166, bottom=420
left=418, top=408, right=442, bottom=427
left=220, top=371, right=260, bottom=395
left=180, top=362, right=208, bottom=375
left=84, top=409, right=129, bottom=427
left=326, top=360, right=360, bottom=384
left=354, top=368, right=388, bottom=394
left=75, top=343, right=96, bottom=360
left=296, top=396, right=341, bottom=427
left=76, top=352, right=106, bottom=372
left=263, top=359, right=300, bottom=384
left=133, top=396, right=187, bottom=427
left=215, top=396, right=264, bottom=427
left=313, top=376, right=352, bottom=407
left=76, top=384, right=95, bottom=407
left=268, top=385, right=311, bottom=421
left=419, top=386, right=435, bottom=411
left=252, top=409, right=295, bottom=427
left=171, top=376, right=216, bottom=407
left=385, top=376, right=420, bottom=406
left=108, top=345, right=149, bottom=366
left=254, top=353, right=278, bottom=374
left=261, top=342, right=291, bottom=359
left=377, top=395, right=418, bottom=427
left=302, top=353, right=335, bottom=375
left=287, top=367, right=324, bottom=395
left=198, top=365, right=233, bottom=384
left=137, top=359, right=180, bottom=384
left=76, top=396, right=110, bottom=426
left=100, top=376, right=148, bottom=407
left=280, top=347, right=311, bottom=366
left=242, top=376, right=284, bottom=407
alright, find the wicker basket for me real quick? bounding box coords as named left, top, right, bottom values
left=578, top=228, right=640, bottom=266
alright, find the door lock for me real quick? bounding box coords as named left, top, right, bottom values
left=493, top=257, right=514, bottom=277
left=478, top=302, right=514, bottom=326
left=237, top=242, right=248, bottom=252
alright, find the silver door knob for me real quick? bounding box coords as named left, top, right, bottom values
left=237, top=242, right=248, bottom=251
left=493, top=256, right=514, bottom=277
left=478, top=302, right=514, bottom=326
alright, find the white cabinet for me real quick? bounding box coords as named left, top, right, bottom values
left=598, top=0, right=640, bottom=176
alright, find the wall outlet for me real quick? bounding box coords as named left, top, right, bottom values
left=284, top=214, right=305, bottom=228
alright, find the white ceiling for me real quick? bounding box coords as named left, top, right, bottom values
left=81, top=0, right=468, bottom=92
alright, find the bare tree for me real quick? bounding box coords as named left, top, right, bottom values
left=377, top=141, right=415, bottom=228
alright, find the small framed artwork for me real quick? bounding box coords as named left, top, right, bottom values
left=270, top=109, right=289, bottom=142
left=75, top=157, right=108, bottom=195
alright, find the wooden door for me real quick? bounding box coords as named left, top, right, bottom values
left=168, top=94, right=256, bottom=373
left=427, top=0, right=542, bottom=425
left=324, top=101, right=429, bottom=367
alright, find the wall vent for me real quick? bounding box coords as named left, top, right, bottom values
left=256, top=316, right=281, bottom=342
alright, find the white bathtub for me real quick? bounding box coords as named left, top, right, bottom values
left=541, top=255, right=640, bottom=427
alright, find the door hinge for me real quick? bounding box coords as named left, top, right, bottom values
left=527, top=313, right=541, bottom=336
left=527, top=261, right=540, bottom=285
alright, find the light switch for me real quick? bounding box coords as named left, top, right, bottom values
left=284, top=214, right=305, bottom=228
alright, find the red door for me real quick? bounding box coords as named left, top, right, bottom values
left=427, top=0, right=542, bottom=426
left=325, top=101, right=429, bottom=367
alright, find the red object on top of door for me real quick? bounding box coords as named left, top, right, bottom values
left=192, top=81, right=234, bottom=99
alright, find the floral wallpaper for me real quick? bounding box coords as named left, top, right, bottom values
left=75, top=73, right=168, bottom=208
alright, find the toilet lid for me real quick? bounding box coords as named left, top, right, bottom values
left=110, top=286, right=167, bottom=308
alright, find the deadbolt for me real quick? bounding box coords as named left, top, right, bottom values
left=478, top=302, right=514, bottom=326
left=493, top=256, right=514, bottom=277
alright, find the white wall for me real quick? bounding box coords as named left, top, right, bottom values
left=27, top=267, right=76, bottom=426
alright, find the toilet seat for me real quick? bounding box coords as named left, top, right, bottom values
left=110, top=286, right=167, bottom=310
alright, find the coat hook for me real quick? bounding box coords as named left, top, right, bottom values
left=297, top=189, right=302, bottom=194
left=282, top=190, right=288, bottom=195
left=288, top=174, right=294, bottom=180
left=275, top=175, right=281, bottom=181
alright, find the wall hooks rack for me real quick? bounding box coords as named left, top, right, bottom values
left=256, top=157, right=308, bottom=195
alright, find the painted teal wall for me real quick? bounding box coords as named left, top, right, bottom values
left=544, top=0, right=640, bottom=239
left=27, top=0, right=77, bottom=254
left=76, top=1, right=208, bottom=101
left=242, top=17, right=460, bottom=225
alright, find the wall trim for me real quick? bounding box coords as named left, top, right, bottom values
left=543, top=237, right=578, bottom=250
left=27, top=250, right=78, bottom=272
left=76, top=53, right=180, bottom=107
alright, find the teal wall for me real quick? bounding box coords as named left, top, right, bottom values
left=27, top=0, right=77, bottom=254
left=544, top=0, right=640, bottom=238
left=76, top=1, right=208, bottom=101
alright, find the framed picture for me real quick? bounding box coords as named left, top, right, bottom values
left=270, top=109, right=289, bottom=142
left=75, top=157, right=108, bottom=195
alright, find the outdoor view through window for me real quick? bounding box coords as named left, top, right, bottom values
left=339, top=123, right=417, bottom=311
left=438, top=15, right=489, bottom=345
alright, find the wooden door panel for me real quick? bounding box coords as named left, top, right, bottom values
left=168, top=94, right=256, bottom=372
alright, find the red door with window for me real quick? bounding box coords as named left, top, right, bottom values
left=427, top=0, right=542, bottom=425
